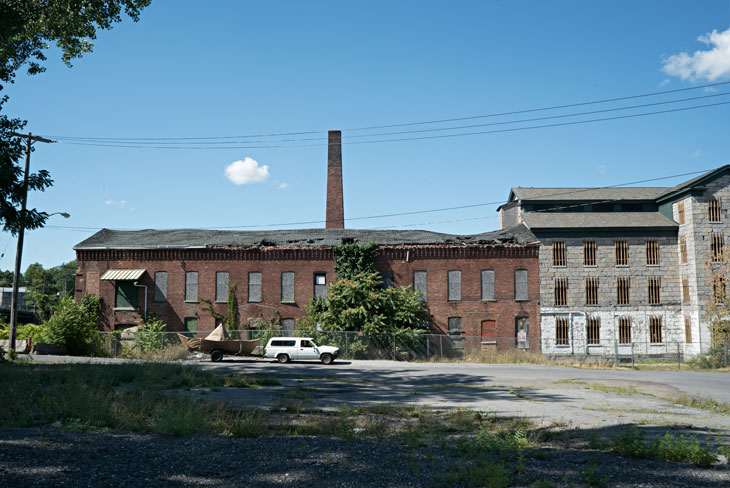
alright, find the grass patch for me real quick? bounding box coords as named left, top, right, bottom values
left=610, top=427, right=718, bottom=467
left=555, top=379, right=641, bottom=395
left=670, top=393, right=730, bottom=414
left=0, top=362, right=265, bottom=438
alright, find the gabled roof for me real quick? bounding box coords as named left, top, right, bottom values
left=521, top=212, right=677, bottom=230
left=656, top=165, right=730, bottom=203
left=74, top=224, right=538, bottom=250
left=508, top=187, right=669, bottom=203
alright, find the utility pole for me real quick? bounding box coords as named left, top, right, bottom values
left=8, top=132, right=54, bottom=355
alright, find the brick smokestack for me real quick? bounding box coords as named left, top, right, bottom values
left=326, top=130, right=344, bottom=229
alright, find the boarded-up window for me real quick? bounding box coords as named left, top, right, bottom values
left=585, top=277, right=599, bottom=305
left=281, top=318, right=295, bottom=335
left=555, top=317, right=569, bottom=346
left=184, top=317, right=198, bottom=337
left=684, top=316, right=692, bottom=343
left=677, top=201, right=685, bottom=225
left=619, top=316, right=631, bottom=344
left=115, top=282, right=138, bottom=309
left=709, top=197, right=722, bottom=222
left=514, top=269, right=528, bottom=301
left=154, top=271, right=167, bottom=302
left=481, top=320, right=497, bottom=344
left=448, top=317, right=463, bottom=350
left=586, top=316, right=600, bottom=345
left=583, top=241, right=596, bottom=266
left=448, top=270, right=461, bottom=301
left=646, top=240, right=659, bottom=266
left=713, top=274, right=726, bottom=303
left=413, top=271, right=427, bottom=301
left=648, top=277, right=661, bottom=305
left=185, top=271, right=198, bottom=302
left=382, top=271, right=394, bottom=289
left=215, top=272, right=229, bottom=302
left=554, top=278, right=568, bottom=306
left=314, top=273, right=327, bottom=298
left=649, top=316, right=663, bottom=343
left=248, top=272, right=262, bottom=303
left=711, top=232, right=724, bottom=262
left=617, top=277, right=630, bottom=305
left=615, top=240, right=629, bottom=266
left=679, top=236, right=688, bottom=264
left=553, top=241, right=566, bottom=266
left=281, top=272, right=295, bottom=302
left=481, top=270, right=495, bottom=301
left=682, top=277, right=690, bottom=303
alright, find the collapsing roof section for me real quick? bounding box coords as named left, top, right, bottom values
left=74, top=224, right=538, bottom=250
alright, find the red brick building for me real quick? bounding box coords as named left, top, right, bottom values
left=74, top=131, right=541, bottom=350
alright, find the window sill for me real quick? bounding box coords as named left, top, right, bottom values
left=554, top=344, right=570, bottom=348
left=552, top=265, right=567, bottom=268
left=649, top=342, right=664, bottom=346
left=184, top=300, right=198, bottom=303
left=281, top=301, right=296, bottom=305
left=646, top=265, right=660, bottom=268
left=583, top=265, right=598, bottom=268
left=248, top=301, right=262, bottom=304
left=514, top=299, right=530, bottom=303
left=586, top=344, right=602, bottom=348
left=481, top=299, right=497, bottom=303
left=113, top=307, right=136, bottom=312
left=481, top=341, right=496, bottom=345
left=615, top=265, right=630, bottom=268
left=214, top=300, right=227, bottom=304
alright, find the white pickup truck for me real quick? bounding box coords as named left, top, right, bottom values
left=263, top=337, right=339, bottom=364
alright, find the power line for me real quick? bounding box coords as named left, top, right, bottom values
left=53, top=100, right=730, bottom=150
left=45, top=168, right=710, bottom=232
left=48, top=90, right=730, bottom=147
left=40, top=79, right=730, bottom=143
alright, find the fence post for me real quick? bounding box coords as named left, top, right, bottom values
left=345, top=332, right=349, bottom=360
left=392, top=333, right=396, bottom=361
left=439, top=335, right=443, bottom=359
left=677, top=342, right=681, bottom=370
left=724, top=342, right=728, bottom=368
left=614, top=339, right=618, bottom=367
left=426, top=335, right=430, bottom=359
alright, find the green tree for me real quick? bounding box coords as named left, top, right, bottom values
left=44, top=294, right=102, bottom=356
left=301, top=242, right=431, bottom=357
left=0, top=1, right=150, bottom=233
left=20, top=260, right=76, bottom=321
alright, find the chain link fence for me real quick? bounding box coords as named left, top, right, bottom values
left=99, top=329, right=730, bottom=368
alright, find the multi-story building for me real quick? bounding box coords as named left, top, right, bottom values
left=499, top=165, right=730, bottom=356
left=74, top=132, right=541, bottom=351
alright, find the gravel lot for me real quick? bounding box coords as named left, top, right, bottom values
left=1, top=427, right=729, bottom=487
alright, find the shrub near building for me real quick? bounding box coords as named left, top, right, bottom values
left=300, top=242, right=430, bottom=358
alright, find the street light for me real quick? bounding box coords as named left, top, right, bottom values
left=8, top=210, right=70, bottom=354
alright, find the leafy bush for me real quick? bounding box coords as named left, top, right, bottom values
left=137, top=316, right=167, bottom=352
left=692, top=343, right=729, bottom=369
left=44, top=294, right=103, bottom=356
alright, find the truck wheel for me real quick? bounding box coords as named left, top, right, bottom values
left=210, top=349, right=224, bottom=362
left=320, top=353, right=333, bottom=365
left=277, top=354, right=290, bottom=364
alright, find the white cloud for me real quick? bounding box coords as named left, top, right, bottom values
left=105, top=200, right=126, bottom=207
left=224, top=157, right=270, bottom=185
left=659, top=79, right=670, bottom=87
left=662, top=27, right=730, bottom=81
left=598, top=164, right=607, bottom=174
left=693, top=149, right=702, bottom=157
left=277, top=182, right=288, bottom=190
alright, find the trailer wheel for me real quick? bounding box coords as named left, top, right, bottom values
left=210, top=349, right=224, bottom=362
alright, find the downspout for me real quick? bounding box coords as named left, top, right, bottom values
left=133, top=281, right=148, bottom=321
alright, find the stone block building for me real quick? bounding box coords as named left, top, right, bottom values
left=499, top=165, right=730, bottom=356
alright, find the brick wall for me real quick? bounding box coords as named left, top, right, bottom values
left=76, top=244, right=540, bottom=349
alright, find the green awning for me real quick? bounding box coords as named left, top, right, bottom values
left=100, top=269, right=146, bottom=281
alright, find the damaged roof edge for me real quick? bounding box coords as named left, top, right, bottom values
left=73, top=224, right=538, bottom=250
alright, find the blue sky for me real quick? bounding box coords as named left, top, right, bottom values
left=3, top=0, right=730, bottom=270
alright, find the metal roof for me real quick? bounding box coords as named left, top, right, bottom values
left=74, top=225, right=538, bottom=250
left=100, top=269, right=147, bottom=281
left=510, top=187, right=670, bottom=202
left=521, top=212, right=678, bottom=230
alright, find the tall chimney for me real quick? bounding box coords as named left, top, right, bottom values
left=326, top=130, right=344, bottom=229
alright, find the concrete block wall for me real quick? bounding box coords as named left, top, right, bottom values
left=537, top=235, right=686, bottom=355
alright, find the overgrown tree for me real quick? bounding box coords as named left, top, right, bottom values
left=704, top=247, right=730, bottom=344
left=201, top=284, right=240, bottom=337
left=0, top=1, right=150, bottom=232
left=18, top=260, right=76, bottom=321
left=302, top=242, right=430, bottom=346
